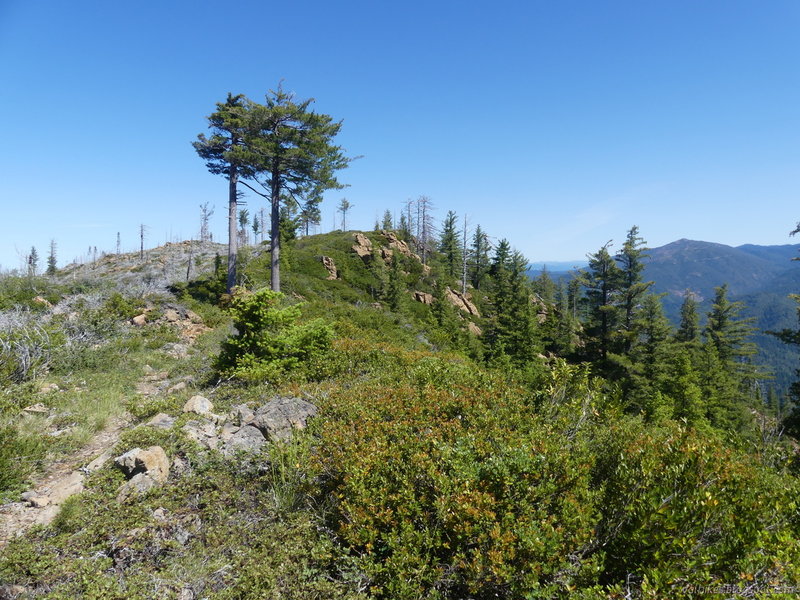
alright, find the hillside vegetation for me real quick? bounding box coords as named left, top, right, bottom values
left=0, top=228, right=799, bottom=599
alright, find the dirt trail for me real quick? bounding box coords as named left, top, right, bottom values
left=0, top=414, right=130, bottom=548
left=0, top=311, right=208, bottom=549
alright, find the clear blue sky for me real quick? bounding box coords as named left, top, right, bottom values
left=1, top=0, right=798, bottom=271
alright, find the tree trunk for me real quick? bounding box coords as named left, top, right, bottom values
left=270, top=170, right=281, bottom=292
left=227, top=167, right=238, bottom=293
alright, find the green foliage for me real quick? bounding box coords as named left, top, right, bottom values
left=217, top=288, right=333, bottom=382
left=0, top=424, right=46, bottom=498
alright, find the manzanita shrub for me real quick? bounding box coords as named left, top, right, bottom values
left=216, top=288, right=333, bottom=383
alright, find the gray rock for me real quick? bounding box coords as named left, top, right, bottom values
left=222, top=425, right=267, bottom=456
left=183, top=395, right=213, bottom=415
left=229, top=404, right=255, bottom=426
left=146, top=413, right=176, bottom=429
left=117, top=473, right=157, bottom=502
left=219, top=422, right=240, bottom=441
left=27, top=496, right=50, bottom=508
left=114, top=446, right=170, bottom=483
left=167, top=381, right=187, bottom=394
left=182, top=420, right=218, bottom=449
left=252, top=396, right=318, bottom=442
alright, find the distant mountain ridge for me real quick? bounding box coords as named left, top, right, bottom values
left=645, top=239, right=800, bottom=303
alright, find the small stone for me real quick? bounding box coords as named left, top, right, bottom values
left=219, top=422, right=240, bottom=441
left=252, top=396, right=318, bottom=442
left=167, top=381, right=187, bottom=394
left=152, top=507, right=168, bottom=521
left=117, top=473, right=157, bottom=502
left=132, top=314, right=147, bottom=326
left=163, top=308, right=181, bottom=322
left=40, top=383, right=60, bottom=393
left=22, top=403, right=48, bottom=414
left=468, top=322, right=483, bottom=336
left=171, top=457, right=189, bottom=475
left=20, top=491, right=36, bottom=501
left=223, top=425, right=266, bottom=456
left=183, top=395, right=213, bottom=415
left=143, top=364, right=154, bottom=374
left=182, top=420, right=218, bottom=449
left=229, top=404, right=255, bottom=426
left=114, top=446, right=170, bottom=483
left=185, top=309, right=203, bottom=324
left=146, top=413, right=176, bottom=429
left=27, top=496, right=50, bottom=508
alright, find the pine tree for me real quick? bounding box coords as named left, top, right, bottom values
left=27, top=246, right=39, bottom=277
left=675, top=290, right=700, bottom=344
left=582, top=242, right=622, bottom=366
left=381, top=209, right=393, bottom=230
left=626, top=294, right=674, bottom=414
left=238, top=208, right=250, bottom=246
left=470, top=225, right=491, bottom=289
left=193, top=93, right=250, bottom=292
left=438, top=210, right=462, bottom=280
left=298, top=196, right=322, bottom=236
left=233, top=85, right=351, bottom=292
left=615, top=226, right=653, bottom=352
left=704, top=284, right=757, bottom=368
left=199, top=202, right=215, bottom=242
left=46, top=240, right=57, bottom=276
left=485, top=241, right=539, bottom=364
left=338, top=198, right=352, bottom=231
left=252, top=214, right=260, bottom=242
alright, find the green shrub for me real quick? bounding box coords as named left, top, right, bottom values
left=0, top=425, right=46, bottom=498
left=216, top=288, right=333, bottom=383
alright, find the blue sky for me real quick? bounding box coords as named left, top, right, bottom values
left=1, top=0, right=798, bottom=271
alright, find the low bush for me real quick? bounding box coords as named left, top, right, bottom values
left=216, top=288, right=333, bottom=383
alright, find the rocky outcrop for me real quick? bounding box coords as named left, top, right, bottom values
left=130, top=303, right=209, bottom=341
left=321, top=255, right=339, bottom=279
left=413, top=291, right=434, bottom=305
left=468, top=322, right=483, bottom=336
left=445, top=287, right=480, bottom=317
left=382, top=231, right=415, bottom=258
left=351, top=233, right=373, bottom=262
left=114, top=446, right=170, bottom=502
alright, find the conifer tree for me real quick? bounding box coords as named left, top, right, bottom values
left=582, top=242, right=622, bottom=365
left=486, top=241, right=539, bottom=364
left=46, top=240, right=57, bottom=276
left=338, top=198, right=352, bottom=230
left=704, top=284, right=757, bottom=369
left=238, top=208, right=250, bottom=246
left=381, top=210, right=393, bottom=230
left=470, top=225, right=491, bottom=289
left=27, top=246, right=38, bottom=277
left=615, top=226, right=653, bottom=352
left=398, top=213, right=411, bottom=239
left=234, top=85, right=351, bottom=292
left=675, top=291, right=700, bottom=344
left=438, top=210, right=462, bottom=280
left=626, top=294, right=674, bottom=413
left=193, top=93, right=250, bottom=292
left=298, top=196, right=322, bottom=236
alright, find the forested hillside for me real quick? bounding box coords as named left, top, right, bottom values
left=1, top=221, right=799, bottom=599
left=532, top=238, right=800, bottom=397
